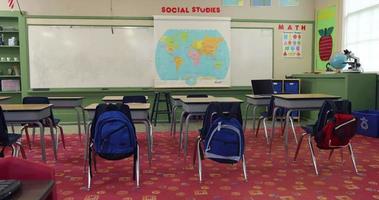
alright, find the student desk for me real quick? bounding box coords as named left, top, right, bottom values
left=270, top=94, right=340, bottom=156
left=83, top=103, right=153, bottom=167
left=0, top=104, right=57, bottom=162
left=178, top=97, right=243, bottom=157
left=0, top=96, right=11, bottom=103
left=102, top=96, right=149, bottom=104
left=244, top=94, right=271, bottom=132
left=48, top=97, right=85, bottom=138
left=11, top=180, right=54, bottom=200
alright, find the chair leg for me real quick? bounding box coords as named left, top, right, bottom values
left=87, top=148, right=92, bottom=190
left=328, top=149, right=334, bottom=160
left=193, top=137, right=200, bottom=167
left=242, top=154, right=247, bottom=182
left=243, top=104, right=251, bottom=133
left=15, top=142, right=27, bottom=159
left=294, top=132, right=307, bottom=161
left=32, top=127, right=36, bottom=143
left=263, top=118, right=269, bottom=144
left=23, top=127, right=32, bottom=150
left=255, top=117, right=263, bottom=137
left=93, top=151, right=98, bottom=172
left=289, top=117, right=298, bottom=144
left=136, top=144, right=140, bottom=188
left=58, top=125, right=66, bottom=149
left=197, top=137, right=202, bottom=183
left=308, top=135, right=319, bottom=175
left=348, top=143, right=359, bottom=174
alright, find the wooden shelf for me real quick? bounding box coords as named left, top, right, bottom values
left=0, top=30, right=18, bottom=33
left=0, top=61, right=19, bottom=63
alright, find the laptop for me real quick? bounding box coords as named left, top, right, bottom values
left=0, top=180, right=21, bottom=199
left=251, top=79, right=273, bottom=97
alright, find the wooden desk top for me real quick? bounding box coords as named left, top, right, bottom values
left=0, top=104, right=52, bottom=111
left=85, top=103, right=150, bottom=110
left=48, top=97, right=84, bottom=100
left=12, top=180, right=54, bottom=200
left=0, top=96, right=11, bottom=100
left=180, top=97, right=243, bottom=104
left=273, top=94, right=340, bottom=100
left=102, top=96, right=148, bottom=101
left=246, top=94, right=271, bottom=99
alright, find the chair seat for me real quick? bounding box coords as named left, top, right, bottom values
left=1, top=133, right=22, bottom=146
left=301, top=124, right=314, bottom=135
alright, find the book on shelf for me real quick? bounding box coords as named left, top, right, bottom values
left=1, top=79, right=20, bottom=91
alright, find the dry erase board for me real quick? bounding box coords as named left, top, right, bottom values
left=28, top=26, right=272, bottom=88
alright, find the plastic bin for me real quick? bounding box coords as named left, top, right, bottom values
left=352, top=110, right=379, bottom=137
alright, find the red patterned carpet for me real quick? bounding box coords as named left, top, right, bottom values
left=13, top=129, right=379, bottom=200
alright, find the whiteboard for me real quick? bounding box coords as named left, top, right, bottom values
left=231, top=28, right=273, bottom=86
left=28, top=26, right=154, bottom=88
left=28, top=26, right=272, bottom=88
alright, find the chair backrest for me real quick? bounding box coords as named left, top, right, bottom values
left=314, top=100, right=352, bottom=133
left=122, top=96, right=147, bottom=103
left=0, top=106, right=9, bottom=146
left=251, top=79, right=273, bottom=95
left=200, top=102, right=242, bottom=139
left=186, top=94, right=208, bottom=98
left=22, top=97, right=56, bottom=126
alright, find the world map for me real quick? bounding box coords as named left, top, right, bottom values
left=155, top=29, right=230, bottom=86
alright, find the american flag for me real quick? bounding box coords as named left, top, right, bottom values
left=8, top=0, right=15, bottom=9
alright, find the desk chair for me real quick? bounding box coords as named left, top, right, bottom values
left=294, top=100, right=358, bottom=175
left=21, top=97, right=65, bottom=149
left=0, top=107, right=26, bottom=159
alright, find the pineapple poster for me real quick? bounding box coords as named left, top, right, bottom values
left=315, top=6, right=336, bottom=72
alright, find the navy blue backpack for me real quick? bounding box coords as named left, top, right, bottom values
left=202, top=102, right=244, bottom=164
left=90, top=103, right=137, bottom=160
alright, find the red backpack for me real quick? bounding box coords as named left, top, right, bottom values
left=317, top=113, right=357, bottom=149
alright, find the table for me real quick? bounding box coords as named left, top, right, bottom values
left=0, top=104, right=58, bottom=162
left=102, top=96, right=148, bottom=104
left=244, top=94, right=271, bottom=132
left=48, top=97, right=85, bottom=138
left=178, top=97, right=243, bottom=157
left=11, top=180, right=54, bottom=200
left=0, top=96, right=11, bottom=103
left=270, top=94, right=340, bottom=156
left=84, top=103, right=153, bottom=167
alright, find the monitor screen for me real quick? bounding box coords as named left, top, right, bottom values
left=251, top=79, right=273, bottom=95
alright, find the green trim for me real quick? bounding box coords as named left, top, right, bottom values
left=27, top=15, right=153, bottom=21
left=231, top=18, right=314, bottom=24
left=312, top=23, right=315, bottom=72
left=28, top=24, right=153, bottom=28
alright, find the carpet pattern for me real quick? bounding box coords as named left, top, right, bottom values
left=12, top=129, right=379, bottom=200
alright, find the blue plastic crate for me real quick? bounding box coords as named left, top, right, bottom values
left=352, top=110, right=379, bottom=138
left=272, top=80, right=282, bottom=94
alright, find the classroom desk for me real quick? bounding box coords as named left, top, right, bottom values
left=0, top=96, right=11, bottom=103
left=102, top=96, right=149, bottom=104
left=48, top=97, right=85, bottom=138
left=0, top=104, right=57, bottom=162
left=244, top=94, right=271, bottom=133
left=83, top=103, right=153, bottom=168
left=11, top=180, right=54, bottom=200
left=169, top=95, right=215, bottom=137
left=178, top=97, right=243, bottom=157
left=270, top=94, right=340, bottom=156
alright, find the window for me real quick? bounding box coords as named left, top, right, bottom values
left=343, top=0, right=379, bottom=72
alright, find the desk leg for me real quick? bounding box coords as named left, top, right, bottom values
left=184, top=113, right=193, bottom=159
left=143, top=120, right=153, bottom=166
left=80, top=106, right=87, bottom=141
left=284, top=109, right=293, bottom=160
left=269, top=107, right=280, bottom=153
left=243, top=104, right=251, bottom=133
left=74, top=107, right=82, bottom=140
left=178, top=111, right=186, bottom=153
left=36, top=122, right=46, bottom=162
left=252, top=105, right=258, bottom=133
left=47, top=118, right=58, bottom=160
left=83, top=122, right=92, bottom=172
left=170, top=105, right=177, bottom=137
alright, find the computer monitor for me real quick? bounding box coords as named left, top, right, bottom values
left=251, top=79, right=273, bottom=95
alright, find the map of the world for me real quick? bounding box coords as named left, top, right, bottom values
left=155, top=29, right=230, bottom=86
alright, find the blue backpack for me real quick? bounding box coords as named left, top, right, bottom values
left=204, top=115, right=244, bottom=164
left=92, top=104, right=137, bottom=160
